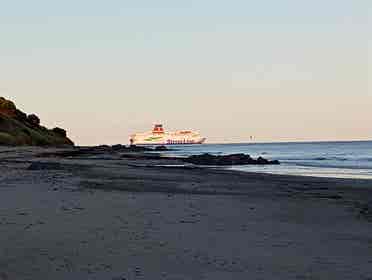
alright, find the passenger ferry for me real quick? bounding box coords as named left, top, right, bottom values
left=130, top=124, right=206, bottom=145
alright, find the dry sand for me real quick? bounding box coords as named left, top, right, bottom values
left=0, top=146, right=372, bottom=280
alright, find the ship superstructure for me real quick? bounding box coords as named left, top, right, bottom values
left=130, top=124, right=206, bottom=145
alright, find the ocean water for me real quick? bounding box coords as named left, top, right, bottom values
left=160, top=141, right=372, bottom=179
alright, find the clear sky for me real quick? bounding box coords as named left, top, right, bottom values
left=1, top=0, right=371, bottom=145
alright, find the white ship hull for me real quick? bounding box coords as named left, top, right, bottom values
left=130, top=125, right=206, bottom=145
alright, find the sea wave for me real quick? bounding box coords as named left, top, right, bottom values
left=289, top=162, right=372, bottom=170
left=276, top=157, right=342, bottom=162
left=161, top=141, right=372, bottom=178
left=276, top=156, right=372, bottom=162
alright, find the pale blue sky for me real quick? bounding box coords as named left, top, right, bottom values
left=1, top=0, right=371, bottom=144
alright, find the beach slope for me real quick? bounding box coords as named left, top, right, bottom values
left=0, top=147, right=371, bottom=279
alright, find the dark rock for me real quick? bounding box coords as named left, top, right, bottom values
left=155, top=145, right=168, bottom=151
left=183, top=153, right=280, bottom=166
left=127, top=145, right=153, bottom=152
left=97, top=145, right=111, bottom=149
left=257, top=156, right=269, bottom=164
left=28, top=162, right=64, bottom=170
left=316, top=194, right=343, bottom=200
left=112, top=144, right=126, bottom=151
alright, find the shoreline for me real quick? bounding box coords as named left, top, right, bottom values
left=0, top=143, right=372, bottom=180
left=1, top=146, right=372, bottom=279
left=228, top=165, right=372, bottom=180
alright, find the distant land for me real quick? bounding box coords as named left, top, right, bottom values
left=0, top=97, right=74, bottom=146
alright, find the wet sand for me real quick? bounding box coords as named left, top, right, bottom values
left=0, top=146, right=372, bottom=279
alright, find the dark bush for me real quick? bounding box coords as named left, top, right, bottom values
left=0, top=97, right=16, bottom=111
left=27, top=114, right=40, bottom=126
left=15, top=109, right=28, bottom=122
left=52, top=127, right=67, bottom=137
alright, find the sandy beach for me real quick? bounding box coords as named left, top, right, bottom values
left=1, top=146, right=372, bottom=280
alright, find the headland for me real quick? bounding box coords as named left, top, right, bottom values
left=0, top=97, right=73, bottom=146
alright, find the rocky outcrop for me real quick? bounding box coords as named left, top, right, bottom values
left=154, top=145, right=169, bottom=151
left=183, top=153, right=280, bottom=166
left=0, top=97, right=74, bottom=146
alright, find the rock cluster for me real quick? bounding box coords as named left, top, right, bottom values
left=109, top=144, right=169, bottom=152
left=0, top=96, right=74, bottom=146
left=184, top=153, right=280, bottom=166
